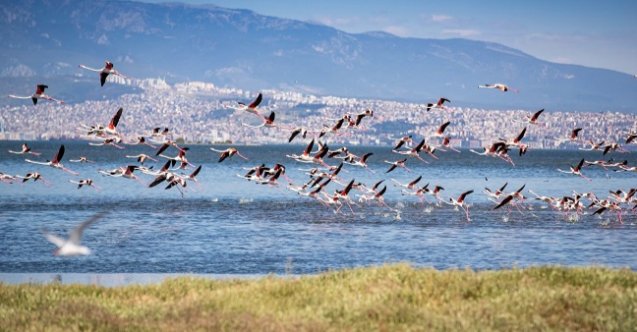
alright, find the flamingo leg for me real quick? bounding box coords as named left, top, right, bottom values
left=415, top=155, right=430, bottom=164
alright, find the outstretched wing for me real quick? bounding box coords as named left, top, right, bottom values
left=68, top=212, right=107, bottom=245
left=52, top=145, right=65, bottom=164
left=100, top=72, right=109, bottom=86
left=109, top=108, right=123, bottom=130
left=248, top=93, right=263, bottom=108
left=43, top=232, right=66, bottom=248
left=494, top=195, right=513, bottom=210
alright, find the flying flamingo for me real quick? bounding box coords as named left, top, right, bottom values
left=393, top=139, right=429, bottom=163
left=354, top=109, right=374, bottom=127
left=286, top=139, right=330, bottom=167
left=484, top=182, right=508, bottom=201
left=569, top=128, right=583, bottom=141
left=228, top=92, right=264, bottom=118
left=25, top=144, right=78, bottom=175
left=525, top=109, right=544, bottom=125
left=439, top=137, right=460, bottom=153
left=78, top=61, right=128, bottom=86
left=446, top=190, right=474, bottom=222
left=15, top=172, right=50, bottom=185
left=242, top=111, right=278, bottom=129
left=125, top=154, right=158, bottom=164
left=385, top=158, right=410, bottom=173
left=288, top=127, right=308, bottom=143
left=343, top=152, right=374, bottom=171
left=426, top=98, right=451, bottom=111
left=88, top=136, right=124, bottom=149
left=209, top=147, right=247, bottom=162
left=83, top=107, right=123, bottom=137
left=9, top=84, right=64, bottom=105
left=479, top=83, right=517, bottom=92
left=131, top=136, right=157, bottom=148
left=433, top=121, right=451, bottom=138
left=69, top=179, right=99, bottom=190
left=393, top=135, right=413, bottom=150
left=69, top=156, right=94, bottom=163
left=99, top=165, right=139, bottom=180
left=558, top=158, right=590, bottom=181
left=391, top=175, right=423, bottom=193
left=8, top=143, right=41, bottom=156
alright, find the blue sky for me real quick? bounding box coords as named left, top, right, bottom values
left=139, top=0, right=637, bottom=74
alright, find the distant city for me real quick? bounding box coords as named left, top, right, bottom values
left=1, top=78, right=635, bottom=149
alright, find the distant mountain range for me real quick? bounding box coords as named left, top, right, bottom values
left=1, top=0, right=635, bottom=111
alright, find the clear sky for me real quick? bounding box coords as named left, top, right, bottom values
left=139, top=0, right=637, bottom=74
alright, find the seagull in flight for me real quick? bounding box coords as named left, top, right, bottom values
left=43, top=212, right=106, bottom=256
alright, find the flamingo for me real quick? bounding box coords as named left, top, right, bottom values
left=25, top=144, right=78, bottom=175
left=525, top=109, right=544, bottom=125
left=393, top=135, right=413, bottom=150
left=558, top=158, right=590, bottom=181
left=9, top=84, right=64, bottom=105
left=16, top=172, right=49, bottom=185
left=83, top=107, right=123, bottom=137
left=385, top=158, right=410, bottom=173
left=426, top=98, right=451, bottom=111
left=579, top=140, right=605, bottom=152
left=393, top=139, right=429, bottom=163
left=484, top=182, right=508, bottom=200
left=78, top=61, right=127, bottom=86
left=125, top=154, right=158, bottom=164
left=354, top=109, right=373, bottom=127
left=319, top=117, right=347, bottom=138
left=8, top=143, right=41, bottom=156
left=88, top=136, right=124, bottom=149
left=242, top=111, right=277, bottom=129
left=69, top=179, right=99, bottom=190
left=69, top=156, right=94, bottom=163
left=602, top=143, right=627, bottom=155
left=211, top=147, right=249, bottom=162
left=288, top=127, right=308, bottom=143
left=446, top=190, right=474, bottom=222
left=0, top=172, right=16, bottom=184
left=228, top=92, right=264, bottom=117
left=343, top=152, right=374, bottom=170
left=570, top=128, right=583, bottom=141
left=286, top=139, right=330, bottom=167
left=99, top=165, right=139, bottom=180
left=391, top=175, right=422, bottom=190
left=439, top=136, right=460, bottom=153
left=433, top=121, right=451, bottom=138
left=131, top=136, right=157, bottom=148
left=479, top=83, right=517, bottom=92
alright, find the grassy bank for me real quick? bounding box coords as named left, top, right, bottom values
left=1, top=264, right=636, bottom=331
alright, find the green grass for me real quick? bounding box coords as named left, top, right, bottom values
left=1, top=264, right=636, bottom=331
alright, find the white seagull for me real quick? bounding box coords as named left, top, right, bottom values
left=43, top=212, right=106, bottom=256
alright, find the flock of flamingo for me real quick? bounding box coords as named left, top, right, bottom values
left=3, top=60, right=637, bottom=256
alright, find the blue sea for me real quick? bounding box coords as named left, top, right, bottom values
left=1, top=141, right=636, bottom=281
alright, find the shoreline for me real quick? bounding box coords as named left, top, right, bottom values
left=2, top=264, right=635, bottom=286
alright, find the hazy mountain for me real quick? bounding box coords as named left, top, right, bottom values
left=1, top=0, right=635, bottom=111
